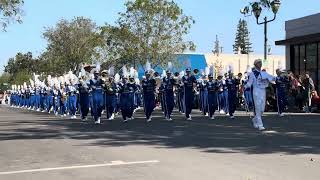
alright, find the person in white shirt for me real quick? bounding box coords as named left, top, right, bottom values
left=245, top=59, right=275, bottom=131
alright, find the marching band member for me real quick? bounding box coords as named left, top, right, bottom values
left=141, top=62, right=157, bottom=122
left=223, top=71, right=229, bottom=115
left=78, top=66, right=91, bottom=121
left=245, top=59, right=275, bottom=131
left=10, top=85, right=16, bottom=107
left=59, top=79, right=67, bottom=117
left=198, top=69, right=209, bottom=116
left=118, top=66, right=135, bottom=122
left=275, top=68, right=289, bottom=117
left=175, top=71, right=184, bottom=114
left=67, top=72, right=78, bottom=119
left=129, top=67, right=139, bottom=116
left=182, top=68, right=197, bottom=120
left=19, top=85, right=22, bottom=107
left=225, top=65, right=239, bottom=119
left=216, top=71, right=225, bottom=114
left=104, top=67, right=118, bottom=121
left=206, top=65, right=218, bottom=119
left=34, top=79, right=41, bottom=111
left=134, top=72, right=142, bottom=111
left=160, top=62, right=176, bottom=121
left=29, top=80, right=35, bottom=110
left=40, top=81, right=47, bottom=112
left=53, top=78, right=60, bottom=116
left=46, top=76, right=55, bottom=114
left=242, top=67, right=253, bottom=110
left=89, top=66, right=104, bottom=124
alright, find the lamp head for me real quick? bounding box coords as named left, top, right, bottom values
left=251, top=2, right=262, bottom=19
left=271, top=0, right=281, bottom=14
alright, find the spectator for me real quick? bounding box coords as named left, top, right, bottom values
left=311, top=90, right=320, bottom=111
left=302, top=72, right=315, bottom=112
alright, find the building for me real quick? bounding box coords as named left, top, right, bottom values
left=276, top=13, right=320, bottom=90
left=137, top=53, right=285, bottom=77
left=205, top=53, right=284, bottom=76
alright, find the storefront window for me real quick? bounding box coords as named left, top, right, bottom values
left=318, top=43, right=320, bottom=91
left=294, top=45, right=299, bottom=75
left=306, top=43, right=317, bottom=87
left=299, top=45, right=305, bottom=73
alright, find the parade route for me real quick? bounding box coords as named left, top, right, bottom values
left=0, top=105, right=320, bottom=180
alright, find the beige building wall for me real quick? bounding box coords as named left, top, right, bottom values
left=204, top=53, right=286, bottom=75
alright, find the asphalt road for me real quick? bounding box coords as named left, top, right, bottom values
left=0, top=105, right=320, bottom=180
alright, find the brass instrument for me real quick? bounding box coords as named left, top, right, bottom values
left=60, top=88, right=67, bottom=103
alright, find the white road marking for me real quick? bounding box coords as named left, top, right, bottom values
left=0, top=160, right=159, bottom=175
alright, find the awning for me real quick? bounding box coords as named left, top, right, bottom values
left=275, top=33, right=320, bottom=45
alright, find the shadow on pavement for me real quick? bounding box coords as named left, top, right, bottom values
left=1, top=106, right=320, bottom=155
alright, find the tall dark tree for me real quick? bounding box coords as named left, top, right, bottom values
left=0, top=0, right=24, bottom=31
left=233, top=19, right=252, bottom=54
left=212, top=35, right=220, bottom=55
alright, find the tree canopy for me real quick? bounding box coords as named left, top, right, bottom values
left=1, top=0, right=196, bottom=87
left=115, top=0, right=195, bottom=68
left=3, top=52, right=38, bottom=84
left=0, top=0, right=24, bottom=31
left=42, top=17, right=102, bottom=75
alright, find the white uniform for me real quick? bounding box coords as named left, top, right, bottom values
left=246, top=69, right=275, bottom=129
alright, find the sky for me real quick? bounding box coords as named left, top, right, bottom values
left=0, top=0, right=320, bottom=72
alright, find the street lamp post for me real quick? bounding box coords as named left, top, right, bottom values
left=241, top=0, right=281, bottom=62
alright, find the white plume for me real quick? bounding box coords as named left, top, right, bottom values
left=205, top=67, right=210, bottom=76
left=179, top=71, right=185, bottom=78
left=29, top=79, right=34, bottom=87
left=246, top=65, right=252, bottom=74
left=135, top=78, right=140, bottom=84
left=168, top=61, right=173, bottom=71
left=227, top=64, right=234, bottom=73
left=161, top=70, right=166, bottom=78
left=200, top=69, right=205, bottom=76
left=114, top=73, right=120, bottom=83
left=58, top=76, right=65, bottom=85
left=145, top=61, right=151, bottom=71
left=108, top=66, right=114, bottom=76
left=130, top=67, right=135, bottom=77
left=209, top=65, right=215, bottom=76
left=122, top=66, right=128, bottom=78
left=96, top=62, right=101, bottom=72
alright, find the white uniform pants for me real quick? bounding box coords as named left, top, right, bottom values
left=252, top=87, right=266, bottom=128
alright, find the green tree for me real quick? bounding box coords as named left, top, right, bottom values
left=4, top=52, right=35, bottom=75
left=11, top=70, right=30, bottom=85
left=0, top=73, right=10, bottom=92
left=42, top=17, right=102, bottom=75
left=233, top=19, right=252, bottom=54
left=98, top=25, right=137, bottom=70
left=115, top=0, right=196, bottom=69
left=0, top=0, right=24, bottom=31
left=3, top=52, right=38, bottom=84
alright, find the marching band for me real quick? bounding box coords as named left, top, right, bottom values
left=8, top=59, right=286, bottom=131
